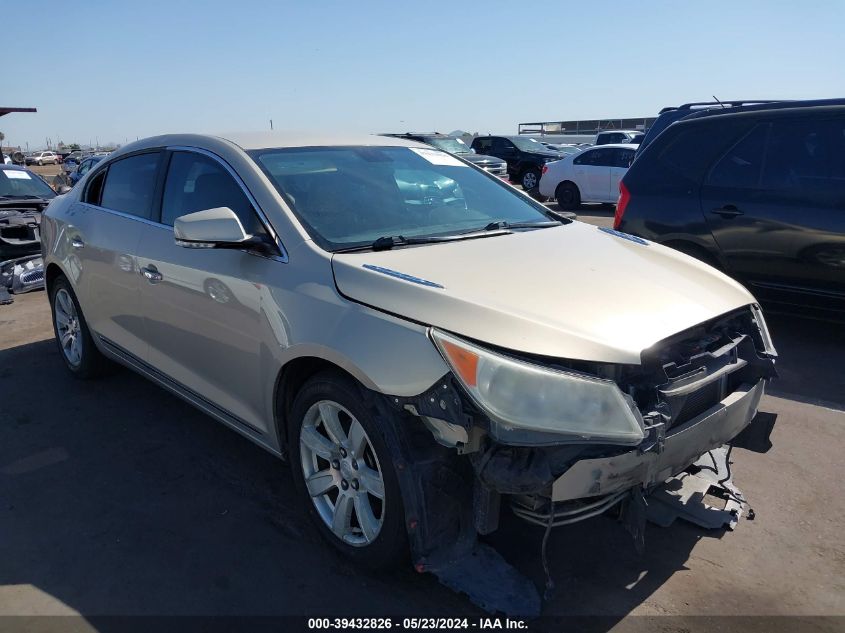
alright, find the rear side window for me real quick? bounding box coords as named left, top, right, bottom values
left=762, top=118, right=845, bottom=194
left=613, top=148, right=635, bottom=168
left=707, top=124, right=769, bottom=189
left=161, top=151, right=266, bottom=235
left=575, top=148, right=614, bottom=166
left=99, top=152, right=161, bottom=219
left=473, top=138, right=492, bottom=152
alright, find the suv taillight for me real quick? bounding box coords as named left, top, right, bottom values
left=614, top=181, right=630, bottom=229
left=541, top=165, right=548, bottom=175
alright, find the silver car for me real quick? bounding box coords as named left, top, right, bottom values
left=41, top=133, right=777, bottom=575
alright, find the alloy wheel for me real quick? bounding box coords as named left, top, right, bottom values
left=299, top=400, right=386, bottom=547
left=54, top=288, right=82, bottom=366
left=522, top=171, right=538, bottom=190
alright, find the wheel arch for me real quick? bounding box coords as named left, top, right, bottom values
left=45, top=262, right=66, bottom=295
left=554, top=179, right=579, bottom=197
left=272, top=354, right=375, bottom=456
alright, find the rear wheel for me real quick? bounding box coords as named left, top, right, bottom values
left=556, top=182, right=581, bottom=210
left=289, top=371, right=407, bottom=568
left=49, top=275, right=111, bottom=378
left=520, top=168, right=541, bottom=191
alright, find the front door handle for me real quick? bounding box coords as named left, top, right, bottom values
left=71, top=238, right=85, bottom=249
left=710, top=205, right=744, bottom=218
left=140, top=265, right=163, bottom=284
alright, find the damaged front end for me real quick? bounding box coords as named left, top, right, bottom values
left=387, top=305, right=776, bottom=614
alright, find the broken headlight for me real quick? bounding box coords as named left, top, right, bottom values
left=430, top=329, right=645, bottom=447
left=750, top=303, right=777, bottom=356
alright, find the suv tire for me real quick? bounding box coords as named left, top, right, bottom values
left=520, top=168, right=541, bottom=191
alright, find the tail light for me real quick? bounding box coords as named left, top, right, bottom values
left=614, top=181, right=630, bottom=229
left=541, top=165, right=548, bottom=175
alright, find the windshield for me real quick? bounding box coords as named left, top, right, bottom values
left=427, top=137, right=472, bottom=154
left=0, top=169, right=56, bottom=199
left=510, top=137, right=555, bottom=153
left=250, top=146, right=555, bottom=252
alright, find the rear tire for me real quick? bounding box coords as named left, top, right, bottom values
left=288, top=370, right=407, bottom=569
left=49, top=275, right=111, bottom=379
left=556, top=182, right=581, bottom=210
left=520, top=168, right=541, bottom=191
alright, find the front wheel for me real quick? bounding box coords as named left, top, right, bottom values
left=289, top=371, right=407, bottom=569
left=521, top=168, right=541, bottom=191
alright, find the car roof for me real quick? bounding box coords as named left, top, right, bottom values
left=381, top=133, right=455, bottom=139
left=0, top=164, right=29, bottom=171
left=598, top=130, right=640, bottom=134
left=221, top=132, right=427, bottom=150
left=679, top=100, right=845, bottom=123
left=112, top=132, right=429, bottom=156
left=583, top=143, right=638, bottom=149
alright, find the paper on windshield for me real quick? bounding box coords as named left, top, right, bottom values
left=3, top=170, right=32, bottom=180
left=409, top=148, right=467, bottom=167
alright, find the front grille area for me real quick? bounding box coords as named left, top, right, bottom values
left=674, top=379, right=721, bottom=425
left=626, top=308, right=777, bottom=431
left=482, top=163, right=508, bottom=177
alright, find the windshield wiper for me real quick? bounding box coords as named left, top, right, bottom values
left=481, top=219, right=562, bottom=231
left=0, top=195, right=45, bottom=201
left=370, top=229, right=517, bottom=251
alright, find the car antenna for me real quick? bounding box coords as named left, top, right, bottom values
left=712, top=95, right=727, bottom=109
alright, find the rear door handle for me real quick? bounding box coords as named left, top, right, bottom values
left=710, top=205, right=744, bottom=218
left=140, top=265, right=163, bottom=283
left=71, top=238, right=84, bottom=249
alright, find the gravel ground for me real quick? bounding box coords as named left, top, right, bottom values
left=0, top=209, right=842, bottom=632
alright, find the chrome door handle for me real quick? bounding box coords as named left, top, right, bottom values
left=140, top=266, right=163, bottom=283
left=71, top=238, right=85, bottom=249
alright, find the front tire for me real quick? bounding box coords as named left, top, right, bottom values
left=556, top=181, right=581, bottom=210
left=49, top=275, right=111, bottom=378
left=289, top=371, right=407, bottom=569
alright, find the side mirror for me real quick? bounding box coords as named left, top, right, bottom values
left=174, top=207, right=255, bottom=249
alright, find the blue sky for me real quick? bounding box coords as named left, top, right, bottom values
left=2, top=0, right=844, bottom=149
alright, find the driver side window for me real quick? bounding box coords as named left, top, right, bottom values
left=161, top=151, right=266, bottom=235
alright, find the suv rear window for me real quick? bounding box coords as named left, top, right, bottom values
left=99, top=152, right=161, bottom=219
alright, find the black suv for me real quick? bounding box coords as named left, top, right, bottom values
left=617, top=99, right=845, bottom=319
left=636, top=100, right=785, bottom=156
left=471, top=135, right=564, bottom=190
left=382, top=134, right=508, bottom=179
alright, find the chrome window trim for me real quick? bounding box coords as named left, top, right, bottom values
left=166, top=145, right=289, bottom=263
left=81, top=202, right=288, bottom=263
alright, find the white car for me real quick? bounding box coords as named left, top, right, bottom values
left=539, top=143, right=637, bottom=209
left=25, top=151, right=58, bottom=166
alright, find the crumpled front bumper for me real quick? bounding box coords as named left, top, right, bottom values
left=550, top=379, right=765, bottom=503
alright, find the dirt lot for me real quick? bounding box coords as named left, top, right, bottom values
left=0, top=210, right=843, bottom=631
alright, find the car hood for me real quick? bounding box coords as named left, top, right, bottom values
left=331, top=222, right=755, bottom=365
left=462, top=153, right=506, bottom=165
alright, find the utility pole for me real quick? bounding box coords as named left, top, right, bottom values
left=270, top=119, right=274, bottom=130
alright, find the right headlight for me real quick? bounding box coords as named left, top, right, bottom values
left=430, top=329, right=645, bottom=447
left=749, top=303, right=777, bottom=356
